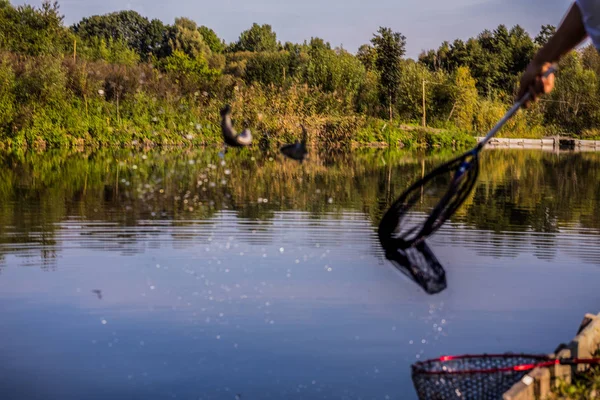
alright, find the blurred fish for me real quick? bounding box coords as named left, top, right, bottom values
left=220, top=105, right=252, bottom=147
left=280, top=125, right=308, bottom=162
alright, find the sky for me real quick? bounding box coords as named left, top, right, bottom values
left=13, top=0, right=575, bottom=58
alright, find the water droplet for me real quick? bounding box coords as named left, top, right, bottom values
left=421, top=339, right=426, bottom=344
left=101, top=319, right=107, bottom=325
left=279, top=248, right=284, bottom=253
left=409, top=340, right=413, bottom=345
left=150, top=286, right=155, bottom=290
left=327, top=198, right=333, bottom=204
left=156, top=264, right=161, bottom=269
left=216, top=335, right=221, bottom=340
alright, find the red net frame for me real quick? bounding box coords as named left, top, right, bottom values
left=411, top=353, right=553, bottom=400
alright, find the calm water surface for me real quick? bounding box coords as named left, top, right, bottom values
left=1, top=147, right=599, bottom=400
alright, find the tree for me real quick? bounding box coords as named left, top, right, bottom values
left=371, top=27, right=406, bottom=120
left=451, top=66, right=478, bottom=130
left=199, top=26, right=225, bottom=53
left=357, top=44, right=376, bottom=71
left=0, top=0, right=72, bottom=56
left=233, top=23, right=279, bottom=52
left=72, top=10, right=166, bottom=59
left=581, top=43, right=600, bottom=76
left=166, top=18, right=211, bottom=60
left=546, top=52, right=600, bottom=132
left=535, top=25, right=556, bottom=47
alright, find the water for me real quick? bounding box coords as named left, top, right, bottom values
left=0, top=147, right=599, bottom=400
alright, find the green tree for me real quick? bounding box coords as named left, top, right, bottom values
left=199, top=25, right=225, bottom=53
left=546, top=52, right=600, bottom=132
left=0, top=0, right=72, bottom=56
left=451, top=66, right=478, bottom=130
left=233, top=23, right=279, bottom=52
left=81, top=37, right=140, bottom=65
left=166, top=18, right=211, bottom=60
left=371, top=27, right=406, bottom=120
left=72, top=10, right=166, bottom=59
left=534, top=25, right=556, bottom=47
left=0, top=56, right=16, bottom=135
left=356, top=44, right=376, bottom=71
left=304, top=38, right=365, bottom=99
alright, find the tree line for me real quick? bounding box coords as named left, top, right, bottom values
left=0, top=0, right=599, bottom=149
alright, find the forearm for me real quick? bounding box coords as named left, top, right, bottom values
left=533, top=2, right=588, bottom=65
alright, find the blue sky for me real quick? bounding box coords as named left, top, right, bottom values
left=14, top=0, right=574, bottom=58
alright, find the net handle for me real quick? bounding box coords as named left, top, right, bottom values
left=412, top=354, right=600, bottom=376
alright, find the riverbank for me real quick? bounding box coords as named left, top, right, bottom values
left=0, top=117, right=479, bottom=152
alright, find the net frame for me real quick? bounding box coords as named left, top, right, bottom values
left=411, top=353, right=600, bottom=400
left=378, top=149, right=480, bottom=247
left=412, top=354, right=548, bottom=400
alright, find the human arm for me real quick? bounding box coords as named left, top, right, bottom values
left=517, top=2, right=589, bottom=105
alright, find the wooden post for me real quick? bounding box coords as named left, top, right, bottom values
left=73, top=39, right=77, bottom=63
left=422, top=79, right=426, bottom=127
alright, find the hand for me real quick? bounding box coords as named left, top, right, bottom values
left=516, top=62, right=555, bottom=108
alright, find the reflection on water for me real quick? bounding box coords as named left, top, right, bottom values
left=0, top=147, right=600, bottom=400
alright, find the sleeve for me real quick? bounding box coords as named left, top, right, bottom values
left=576, top=0, right=600, bottom=49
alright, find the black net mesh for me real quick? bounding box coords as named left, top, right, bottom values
left=381, top=240, right=446, bottom=295
left=379, top=150, right=480, bottom=247
left=411, top=355, right=546, bottom=400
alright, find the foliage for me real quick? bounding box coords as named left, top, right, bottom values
left=548, top=349, right=600, bottom=400
left=199, top=25, right=225, bottom=54
left=78, top=37, right=140, bottom=65
left=451, top=66, right=478, bottom=130
left=371, top=27, right=406, bottom=120
left=0, top=0, right=72, bottom=56
left=232, top=23, right=279, bottom=53
left=72, top=10, right=166, bottom=60
left=0, top=0, right=598, bottom=148
left=166, top=17, right=211, bottom=61
left=0, top=54, right=16, bottom=136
